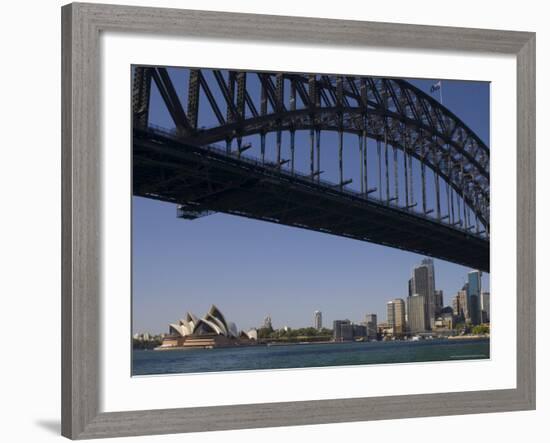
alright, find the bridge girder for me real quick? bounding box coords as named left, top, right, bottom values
left=133, top=131, right=490, bottom=271
left=132, top=67, right=490, bottom=231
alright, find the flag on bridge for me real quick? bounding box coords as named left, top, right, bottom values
left=430, top=81, right=442, bottom=93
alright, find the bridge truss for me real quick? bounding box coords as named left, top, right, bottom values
left=132, top=66, right=490, bottom=271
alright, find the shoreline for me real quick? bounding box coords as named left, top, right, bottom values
left=447, top=334, right=489, bottom=340
left=145, top=335, right=489, bottom=351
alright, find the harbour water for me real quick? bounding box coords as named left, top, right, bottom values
left=132, top=338, right=489, bottom=376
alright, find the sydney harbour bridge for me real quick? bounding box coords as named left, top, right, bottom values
left=132, top=66, right=490, bottom=272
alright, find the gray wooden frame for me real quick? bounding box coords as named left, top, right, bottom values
left=61, top=2, right=536, bottom=439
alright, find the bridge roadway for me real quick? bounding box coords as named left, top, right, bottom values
left=133, top=128, right=489, bottom=272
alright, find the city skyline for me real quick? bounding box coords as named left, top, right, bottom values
left=132, top=242, right=489, bottom=334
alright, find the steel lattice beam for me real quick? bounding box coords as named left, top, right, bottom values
left=132, top=66, right=490, bottom=240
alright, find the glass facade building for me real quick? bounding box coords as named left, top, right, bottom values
left=467, top=270, right=482, bottom=325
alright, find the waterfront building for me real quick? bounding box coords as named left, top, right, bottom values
left=451, top=294, right=460, bottom=317
left=387, top=301, right=395, bottom=329
left=422, top=259, right=436, bottom=325
left=433, top=310, right=454, bottom=333
left=159, top=305, right=256, bottom=350
left=263, top=315, right=273, bottom=330
left=434, top=290, right=444, bottom=316
left=468, top=271, right=482, bottom=325
left=455, top=288, right=470, bottom=322
left=407, top=294, right=428, bottom=334
left=377, top=321, right=391, bottom=338
left=314, top=310, right=322, bottom=330
left=387, top=299, right=406, bottom=336
left=333, top=319, right=352, bottom=341
left=411, top=258, right=436, bottom=329
left=365, top=313, right=378, bottom=340
left=341, top=323, right=354, bottom=341
left=481, top=291, right=490, bottom=323
left=461, top=286, right=470, bottom=321
left=395, top=299, right=406, bottom=335
left=352, top=324, right=367, bottom=338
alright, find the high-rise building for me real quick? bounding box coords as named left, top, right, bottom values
left=411, top=258, right=436, bottom=329
left=365, top=314, right=378, bottom=340
left=333, top=319, right=352, bottom=342
left=423, top=258, right=436, bottom=325
left=452, top=291, right=470, bottom=320
left=395, top=299, right=406, bottom=335
left=457, top=288, right=470, bottom=322
left=452, top=294, right=460, bottom=317
left=468, top=271, right=482, bottom=325
left=263, top=315, right=273, bottom=330
left=407, top=294, right=428, bottom=333
left=434, top=290, right=444, bottom=316
left=341, top=323, right=353, bottom=341
left=314, top=310, right=322, bottom=330
left=352, top=324, right=367, bottom=338
left=481, top=291, right=490, bottom=323
left=387, top=301, right=395, bottom=329
left=387, top=299, right=406, bottom=336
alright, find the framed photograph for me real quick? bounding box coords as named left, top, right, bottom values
left=62, top=2, right=535, bottom=439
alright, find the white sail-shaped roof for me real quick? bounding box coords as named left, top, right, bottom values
left=168, top=306, right=241, bottom=338
left=226, top=321, right=238, bottom=338
left=169, top=323, right=185, bottom=336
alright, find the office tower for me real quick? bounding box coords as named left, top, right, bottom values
left=421, top=258, right=436, bottom=287
left=263, top=315, right=273, bottom=330
left=411, top=258, right=436, bottom=329
left=481, top=291, right=490, bottom=323
left=422, top=258, right=436, bottom=324
left=387, top=301, right=395, bottom=328
left=333, top=319, right=352, bottom=341
left=394, top=299, right=406, bottom=335
left=452, top=293, right=460, bottom=317
left=407, top=294, right=428, bottom=333
left=434, top=290, right=444, bottom=316
left=352, top=324, right=367, bottom=338
left=468, top=271, right=482, bottom=325
left=387, top=299, right=406, bottom=336
left=457, top=289, right=470, bottom=322
left=433, top=308, right=454, bottom=331
left=365, top=313, right=378, bottom=340
left=314, top=310, right=322, bottom=330
left=340, top=323, right=354, bottom=341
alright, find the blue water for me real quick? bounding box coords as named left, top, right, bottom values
left=132, top=338, right=489, bottom=375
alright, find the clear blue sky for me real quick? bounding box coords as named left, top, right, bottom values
left=132, top=70, right=490, bottom=334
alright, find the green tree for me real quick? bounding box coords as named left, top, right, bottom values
left=472, top=324, right=490, bottom=335
left=257, top=326, right=274, bottom=339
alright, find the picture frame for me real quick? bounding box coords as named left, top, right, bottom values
left=61, top=2, right=536, bottom=439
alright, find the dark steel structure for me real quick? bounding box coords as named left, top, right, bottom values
left=132, top=67, right=490, bottom=272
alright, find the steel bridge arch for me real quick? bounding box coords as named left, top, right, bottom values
left=133, top=68, right=490, bottom=232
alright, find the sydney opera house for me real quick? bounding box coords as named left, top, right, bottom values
left=155, top=305, right=258, bottom=350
